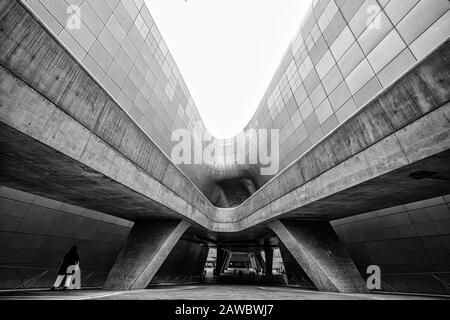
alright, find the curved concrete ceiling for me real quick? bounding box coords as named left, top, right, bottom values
left=1, top=1, right=450, bottom=233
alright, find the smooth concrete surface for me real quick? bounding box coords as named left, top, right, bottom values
left=0, top=286, right=443, bottom=300
left=103, top=220, right=190, bottom=290
left=270, top=220, right=368, bottom=293
left=0, top=2, right=449, bottom=233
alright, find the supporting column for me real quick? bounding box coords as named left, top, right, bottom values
left=279, top=243, right=313, bottom=287
left=264, top=246, right=273, bottom=276
left=255, top=251, right=266, bottom=273
left=150, top=240, right=209, bottom=285
left=248, top=253, right=257, bottom=270
left=104, top=220, right=190, bottom=290
left=215, top=247, right=226, bottom=275
left=221, top=251, right=232, bottom=273
left=269, top=220, right=368, bottom=293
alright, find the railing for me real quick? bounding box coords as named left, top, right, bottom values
left=0, top=265, right=107, bottom=290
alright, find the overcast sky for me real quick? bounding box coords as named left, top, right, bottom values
left=145, top=0, right=311, bottom=138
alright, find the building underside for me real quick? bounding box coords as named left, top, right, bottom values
left=0, top=0, right=450, bottom=295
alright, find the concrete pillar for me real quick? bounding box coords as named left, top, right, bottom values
left=222, top=251, right=232, bottom=273
left=269, top=220, right=368, bottom=293
left=254, top=251, right=266, bottom=273
left=253, top=254, right=258, bottom=270
left=248, top=253, right=257, bottom=270
left=150, top=241, right=209, bottom=285
left=215, top=247, right=227, bottom=275
left=279, top=243, right=313, bottom=287
left=104, top=220, right=190, bottom=290
left=217, top=250, right=231, bottom=274
left=264, top=247, right=273, bottom=276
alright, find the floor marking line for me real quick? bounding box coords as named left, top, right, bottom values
left=76, top=291, right=138, bottom=300
left=149, top=286, right=199, bottom=291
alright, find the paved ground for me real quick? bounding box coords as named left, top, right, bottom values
left=0, top=285, right=445, bottom=300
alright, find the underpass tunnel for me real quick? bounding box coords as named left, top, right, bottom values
left=205, top=244, right=315, bottom=289
left=178, top=225, right=319, bottom=288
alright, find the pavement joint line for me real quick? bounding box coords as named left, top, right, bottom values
left=148, top=286, right=200, bottom=291
left=79, top=286, right=201, bottom=300
left=76, top=290, right=137, bottom=300
left=257, top=286, right=313, bottom=293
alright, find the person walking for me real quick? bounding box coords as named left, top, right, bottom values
left=51, top=246, right=80, bottom=290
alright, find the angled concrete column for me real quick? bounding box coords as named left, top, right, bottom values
left=215, top=247, right=226, bottom=275
left=150, top=240, right=209, bottom=285
left=248, top=253, right=256, bottom=270
left=255, top=251, right=266, bottom=273
left=216, top=249, right=231, bottom=274
left=104, top=220, right=190, bottom=290
left=269, top=220, right=368, bottom=293
left=264, top=247, right=273, bottom=275
left=222, top=251, right=232, bottom=273
left=279, top=243, right=313, bottom=287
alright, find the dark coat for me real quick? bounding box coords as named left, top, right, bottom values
left=58, top=247, right=80, bottom=275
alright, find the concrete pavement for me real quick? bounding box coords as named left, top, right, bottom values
left=0, top=285, right=444, bottom=300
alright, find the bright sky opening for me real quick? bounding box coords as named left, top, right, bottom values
left=145, top=0, right=311, bottom=139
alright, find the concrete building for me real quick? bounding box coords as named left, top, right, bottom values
left=0, top=0, right=449, bottom=295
